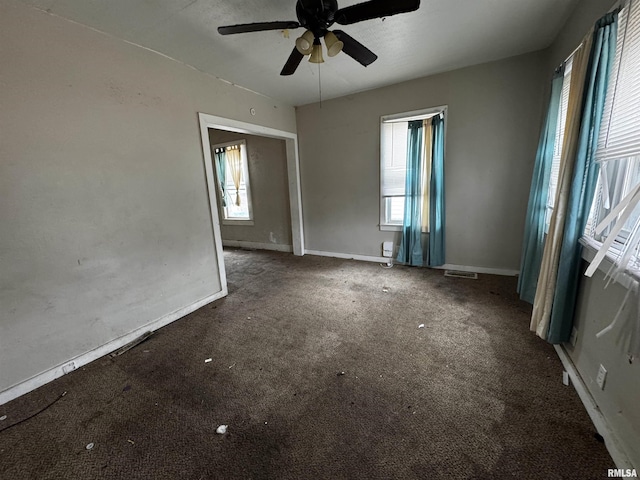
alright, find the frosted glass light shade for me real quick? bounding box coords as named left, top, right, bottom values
left=324, top=31, right=343, bottom=57
left=295, top=30, right=314, bottom=55
left=309, top=43, right=324, bottom=63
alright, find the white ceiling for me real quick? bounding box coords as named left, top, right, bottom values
left=22, top=0, right=579, bottom=106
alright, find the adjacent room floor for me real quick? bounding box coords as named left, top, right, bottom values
left=0, top=249, right=613, bottom=479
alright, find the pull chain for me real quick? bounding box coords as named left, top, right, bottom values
left=318, top=61, right=322, bottom=108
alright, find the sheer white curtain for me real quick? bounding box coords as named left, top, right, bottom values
left=421, top=117, right=433, bottom=233
left=226, top=145, right=243, bottom=206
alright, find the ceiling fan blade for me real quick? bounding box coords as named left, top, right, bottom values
left=280, top=48, right=305, bottom=76
left=218, top=21, right=300, bottom=35
left=333, top=30, right=377, bottom=67
left=335, top=0, right=420, bottom=25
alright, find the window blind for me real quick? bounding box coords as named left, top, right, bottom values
left=548, top=58, right=574, bottom=211
left=381, top=122, right=409, bottom=197
left=597, top=1, right=640, bottom=162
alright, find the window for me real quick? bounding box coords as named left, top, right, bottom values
left=212, top=140, right=254, bottom=224
left=380, top=122, right=409, bottom=227
left=546, top=57, right=573, bottom=230
left=585, top=1, right=640, bottom=273
left=380, top=107, right=445, bottom=231
left=588, top=157, right=640, bottom=242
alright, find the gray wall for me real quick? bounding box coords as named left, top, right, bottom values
left=548, top=0, right=619, bottom=70
left=546, top=0, right=639, bottom=467
left=295, top=51, right=547, bottom=270
left=208, top=130, right=292, bottom=247
left=0, top=0, right=296, bottom=395
left=571, top=269, right=640, bottom=467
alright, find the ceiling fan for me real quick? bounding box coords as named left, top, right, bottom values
left=218, top=0, right=421, bottom=75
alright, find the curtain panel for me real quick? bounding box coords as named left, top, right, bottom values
left=226, top=145, right=243, bottom=207
left=428, top=113, right=445, bottom=267
left=397, top=120, right=425, bottom=266
left=214, top=149, right=227, bottom=207
left=517, top=70, right=565, bottom=304
left=547, top=12, right=619, bottom=343
left=531, top=12, right=619, bottom=343
left=421, top=118, right=433, bottom=233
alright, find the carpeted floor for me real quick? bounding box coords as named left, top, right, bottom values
left=0, top=249, right=613, bottom=479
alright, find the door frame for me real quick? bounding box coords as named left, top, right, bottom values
left=198, top=113, right=305, bottom=274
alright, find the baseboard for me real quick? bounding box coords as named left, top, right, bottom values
left=435, top=263, right=519, bottom=277
left=0, top=289, right=227, bottom=406
left=553, top=344, right=634, bottom=469
left=304, top=249, right=387, bottom=264
left=303, top=251, right=518, bottom=276
left=223, top=240, right=293, bottom=253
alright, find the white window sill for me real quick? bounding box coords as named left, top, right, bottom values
left=579, top=237, right=639, bottom=290
left=222, top=219, right=254, bottom=226
left=379, top=225, right=430, bottom=234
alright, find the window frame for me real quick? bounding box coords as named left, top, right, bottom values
left=212, top=139, right=254, bottom=226
left=586, top=156, right=640, bottom=274
left=589, top=157, right=640, bottom=239
left=379, top=106, right=447, bottom=232
left=581, top=2, right=640, bottom=278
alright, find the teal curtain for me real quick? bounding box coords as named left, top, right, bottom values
left=397, top=120, right=424, bottom=266
left=428, top=114, right=445, bottom=267
left=517, top=70, right=565, bottom=303
left=214, top=148, right=227, bottom=207
left=547, top=12, right=618, bottom=343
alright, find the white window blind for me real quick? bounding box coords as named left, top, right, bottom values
left=548, top=57, right=574, bottom=215
left=596, top=1, right=640, bottom=162
left=381, top=122, right=409, bottom=197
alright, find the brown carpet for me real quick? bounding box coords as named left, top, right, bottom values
left=0, top=248, right=613, bottom=479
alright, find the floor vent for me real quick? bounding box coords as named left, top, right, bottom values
left=444, top=270, right=478, bottom=279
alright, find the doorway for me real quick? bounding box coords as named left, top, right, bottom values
left=198, top=113, right=305, bottom=294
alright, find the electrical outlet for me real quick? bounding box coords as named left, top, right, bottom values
left=569, top=327, right=578, bottom=347
left=596, top=364, right=607, bottom=390
left=62, top=362, right=76, bottom=374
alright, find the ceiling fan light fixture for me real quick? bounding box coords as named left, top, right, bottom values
left=218, top=0, right=418, bottom=75
left=324, top=31, right=344, bottom=57
left=309, top=40, right=324, bottom=64
left=295, top=30, right=314, bottom=55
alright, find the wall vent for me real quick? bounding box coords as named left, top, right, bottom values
left=444, top=270, right=478, bottom=279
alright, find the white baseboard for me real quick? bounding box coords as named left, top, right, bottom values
left=304, top=250, right=518, bottom=276
left=435, top=263, right=519, bottom=277
left=0, top=289, right=227, bottom=406
left=304, top=249, right=387, bottom=264
left=223, top=240, right=293, bottom=253
left=554, top=344, right=634, bottom=469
